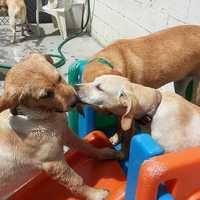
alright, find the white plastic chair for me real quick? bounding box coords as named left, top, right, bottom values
left=36, top=0, right=73, bottom=39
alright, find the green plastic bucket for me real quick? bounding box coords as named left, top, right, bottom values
left=185, top=80, right=193, bottom=101
left=67, top=59, right=117, bottom=135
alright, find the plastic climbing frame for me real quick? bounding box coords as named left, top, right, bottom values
left=8, top=131, right=126, bottom=200
left=66, top=59, right=200, bottom=200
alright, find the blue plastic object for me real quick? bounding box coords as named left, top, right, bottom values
left=158, top=185, right=175, bottom=200
left=68, top=60, right=175, bottom=199
left=68, top=59, right=89, bottom=134
left=79, top=106, right=95, bottom=137
left=76, top=60, right=96, bottom=137
left=78, top=62, right=96, bottom=136
left=68, top=59, right=118, bottom=137
left=125, top=134, right=174, bottom=200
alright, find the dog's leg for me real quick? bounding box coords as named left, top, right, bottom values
left=109, top=118, right=123, bottom=145
left=9, top=17, right=16, bottom=43
left=21, top=24, right=25, bottom=36
left=25, top=18, right=32, bottom=34
left=119, top=128, right=134, bottom=160
left=42, top=160, right=109, bottom=200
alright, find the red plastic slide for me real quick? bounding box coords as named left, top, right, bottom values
left=8, top=131, right=126, bottom=200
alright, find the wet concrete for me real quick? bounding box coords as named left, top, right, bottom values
left=0, top=23, right=102, bottom=94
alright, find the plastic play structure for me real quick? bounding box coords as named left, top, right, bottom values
left=66, top=60, right=200, bottom=200
left=7, top=131, right=126, bottom=200
left=0, top=0, right=197, bottom=198
left=7, top=131, right=200, bottom=200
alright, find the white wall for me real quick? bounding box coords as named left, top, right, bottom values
left=90, top=0, right=200, bottom=46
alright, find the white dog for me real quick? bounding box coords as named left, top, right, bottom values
left=76, top=75, right=200, bottom=152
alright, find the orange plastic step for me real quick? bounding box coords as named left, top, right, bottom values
left=8, top=131, right=126, bottom=200
left=136, top=146, right=200, bottom=200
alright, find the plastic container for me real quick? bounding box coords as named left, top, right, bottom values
left=67, top=59, right=118, bottom=136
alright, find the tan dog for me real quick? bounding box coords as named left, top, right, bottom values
left=6, top=0, right=30, bottom=43
left=0, top=54, right=118, bottom=200
left=76, top=75, right=200, bottom=153
left=0, top=0, right=7, bottom=9
left=83, top=25, right=200, bottom=105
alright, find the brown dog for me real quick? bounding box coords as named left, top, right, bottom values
left=83, top=25, right=200, bottom=105
left=0, top=0, right=6, bottom=9
left=81, top=25, right=200, bottom=154
left=0, top=54, right=118, bottom=200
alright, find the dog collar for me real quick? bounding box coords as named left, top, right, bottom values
left=88, top=57, right=114, bottom=69
left=136, top=93, right=162, bottom=126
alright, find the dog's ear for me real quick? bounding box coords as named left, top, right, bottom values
left=0, top=95, right=11, bottom=112
left=0, top=90, right=18, bottom=112
left=119, top=90, right=137, bottom=131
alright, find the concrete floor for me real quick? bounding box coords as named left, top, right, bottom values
left=0, top=23, right=102, bottom=93
left=0, top=23, right=174, bottom=93
left=0, top=24, right=102, bottom=65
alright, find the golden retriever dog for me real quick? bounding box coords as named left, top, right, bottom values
left=76, top=75, right=200, bottom=155
left=0, top=54, right=118, bottom=200
left=83, top=25, right=200, bottom=105
left=6, top=0, right=31, bottom=43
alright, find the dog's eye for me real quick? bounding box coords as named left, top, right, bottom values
left=40, top=90, right=54, bottom=99
left=96, top=84, right=104, bottom=91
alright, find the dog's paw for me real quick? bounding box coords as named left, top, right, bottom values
left=109, top=134, right=120, bottom=145
left=93, top=189, right=109, bottom=200
left=88, top=189, right=109, bottom=200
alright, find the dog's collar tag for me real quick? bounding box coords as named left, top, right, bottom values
left=88, top=57, right=114, bottom=69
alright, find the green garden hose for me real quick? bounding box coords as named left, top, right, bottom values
left=49, top=0, right=91, bottom=68
left=0, top=63, right=11, bottom=69
left=0, top=0, right=91, bottom=69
